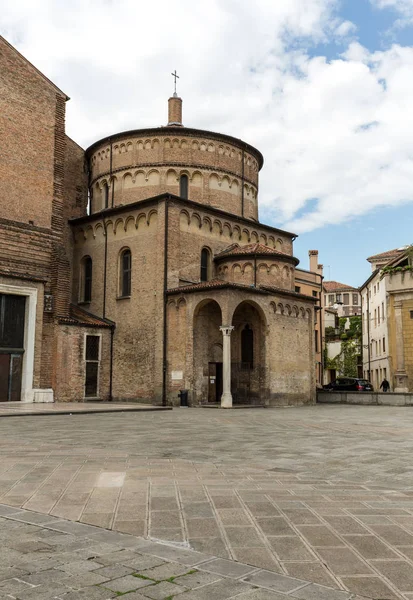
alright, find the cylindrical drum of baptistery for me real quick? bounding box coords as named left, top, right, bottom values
left=214, top=245, right=299, bottom=291
left=86, top=101, right=263, bottom=221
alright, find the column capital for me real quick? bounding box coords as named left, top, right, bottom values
left=220, top=326, right=234, bottom=336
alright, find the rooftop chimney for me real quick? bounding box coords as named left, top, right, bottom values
left=309, top=250, right=322, bottom=275
left=168, top=95, right=183, bottom=126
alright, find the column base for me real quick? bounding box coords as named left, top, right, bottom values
left=394, top=372, right=408, bottom=393
left=220, top=392, right=233, bottom=408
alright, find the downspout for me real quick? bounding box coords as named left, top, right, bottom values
left=162, top=197, right=170, bottom=406
left=315, top=272, right=324, bottom=386
left=109, top=325, right=114, bottom=401
left=367, top=287, right=371, bottom=380
left=103, top=218, right=112, bottom=399
left=241, top=147, right=245, bottom=218
left=109, top=138, right=114, bottom=208
left=103, top=219, right=108, bottom=319
left=254, top=253, right=257, bottom=287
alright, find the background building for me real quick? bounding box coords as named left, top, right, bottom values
left=322, top=281, right=361, bottom=385
left=361, top=246, right=413, bottom=391
left=295, top=250, right=324, bottom=387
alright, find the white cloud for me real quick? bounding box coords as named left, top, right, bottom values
left=372, top=0, right=413, bottom=17
left=2, top=0, right=413, bottom=235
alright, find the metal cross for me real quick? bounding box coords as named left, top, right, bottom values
left=171, top=70, right=179, bottom=95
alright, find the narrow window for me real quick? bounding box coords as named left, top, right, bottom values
left=200, top=248, right=210, bottom=282
left=312, top=291, right=318, bottom=297
left=295, top=286, right=301, bottom=293
left=343, top=293, right=349, bottom=305
left=328, top=294, right=334, bottom=305
left=353, top=294, right=358, bottom=305
left=378, top=306, right=380, bottom=324
left=383, top=337, right=386, bottom=352
left=103, top=182, right=109, bottom=208
left=81, top=256, right=92, bottom=303
left=120, top=249, right=132, bottom=297
left=241, top=324, right=254, bottom=368
left=85, top=335, right=100, bottom=397
left=179, top=174, right=189, bottom=199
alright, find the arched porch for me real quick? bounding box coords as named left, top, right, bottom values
left=193, top=299, right=223, bottom=405
left=230, top=300, right=267, bottom=405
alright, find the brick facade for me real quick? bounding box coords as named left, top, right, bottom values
left=1, top=35, right=316, bottom=405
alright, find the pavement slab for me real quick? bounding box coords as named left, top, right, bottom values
left=0, top=406, right=411, bottom=598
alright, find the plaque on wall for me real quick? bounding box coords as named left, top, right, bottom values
left=171, top=371, right=183, bottom=381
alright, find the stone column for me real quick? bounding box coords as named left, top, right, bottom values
left=394, top=301, right=408, bottom=392
left=220, top=326, right=234, bottom=408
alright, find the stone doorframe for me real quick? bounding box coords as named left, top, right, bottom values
left=0, top=282, right=52, bottom=403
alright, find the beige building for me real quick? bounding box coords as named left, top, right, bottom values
left=323, top=281, right=361, bottom=317
left=361, top=247, right=413, bottom=392
left=295, top=251, right=324, bottom=386
left=1, top=35, right=317, bottom=406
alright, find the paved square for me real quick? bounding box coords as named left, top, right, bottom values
left=0, top=405, right=412, bottom=598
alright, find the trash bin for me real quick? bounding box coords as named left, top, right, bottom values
left=178, top=389, right=188, bottom=407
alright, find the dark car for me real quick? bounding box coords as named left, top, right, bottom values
left=324, top=377, right=373, bottom=392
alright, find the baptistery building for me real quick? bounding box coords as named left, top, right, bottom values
left=0, top=35, right=316, bottom=405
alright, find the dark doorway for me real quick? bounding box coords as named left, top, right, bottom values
left=0, top=294, right=26, bottom=402
left=208, top=362, right=223, bottom=403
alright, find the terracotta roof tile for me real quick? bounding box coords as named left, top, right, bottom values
left=215, top=243, right=291, bottom=259
left=367, top=248, right=405, bottom=262
left=167, top=279, right=247, bottom=294
left=323, top=281, right=358, bottom=292
left=167, top=280, right=317, bottom=301
left=59, top=304, right=115, bottom=328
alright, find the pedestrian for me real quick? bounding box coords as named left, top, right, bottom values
left=380, top=378, right=390, bottom=392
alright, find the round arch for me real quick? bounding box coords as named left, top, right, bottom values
left=193, top=299, right=223, bottom=404
left=230, top=300, right=267, bottom=405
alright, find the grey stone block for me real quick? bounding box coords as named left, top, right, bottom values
left=243, top=570, right=307, bottom=593
left=291, top=583, right=352, bottom=599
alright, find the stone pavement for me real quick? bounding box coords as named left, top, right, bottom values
left=0, top=503, right=368, bottom=600
left=0, top=406, right=412, bottom=598
left=0, top=403, right=171, bottom=417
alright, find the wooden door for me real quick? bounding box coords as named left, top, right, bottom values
left=208, top=363, right=217, bottom=403
left=208, top=362, right=223, bottom=403
left=10, top=354, right=23, bottom=402
left=0, top=354, right=10, bottom=402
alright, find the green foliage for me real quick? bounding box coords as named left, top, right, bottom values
left=335, top=339, right=360, bottom=377
left=325, top=326, right=337, bottom=341
left=325, top=316, right=361, bottom=377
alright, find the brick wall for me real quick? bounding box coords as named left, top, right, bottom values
left=88, top=131, right=260, bottom=220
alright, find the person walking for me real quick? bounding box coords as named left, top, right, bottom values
left=380, top=378, right=390, bottom=392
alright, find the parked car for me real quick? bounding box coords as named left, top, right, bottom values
left=324, top=377, right=373, bottom=392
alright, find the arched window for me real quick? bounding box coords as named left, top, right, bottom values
left=80, top=256, right=92, bottom=303
left=200, top=248, right=211, bottom=282
left=120, top=249, right=132, bottom=297
left=241, top=324, right=254, bottom=368
left=103, top=182, right=109, bottom=208
left=179, top=174, right=189, bottom=199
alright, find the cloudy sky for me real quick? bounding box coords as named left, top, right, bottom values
left=2, top=0, right=413, bottom=285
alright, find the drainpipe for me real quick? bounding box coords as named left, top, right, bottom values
left=162, top=197, right=170, bottom=406
left=109, top=325, right=114, bottom=401
left=109, top=138, right=114, bottom=208
left=254, top=253, right=257, bottom=287
left=367, top=288, right=371, bottom=380
left=102, top=219, right=108, bottom=319
left=241, top=147, right=245, bottom=218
